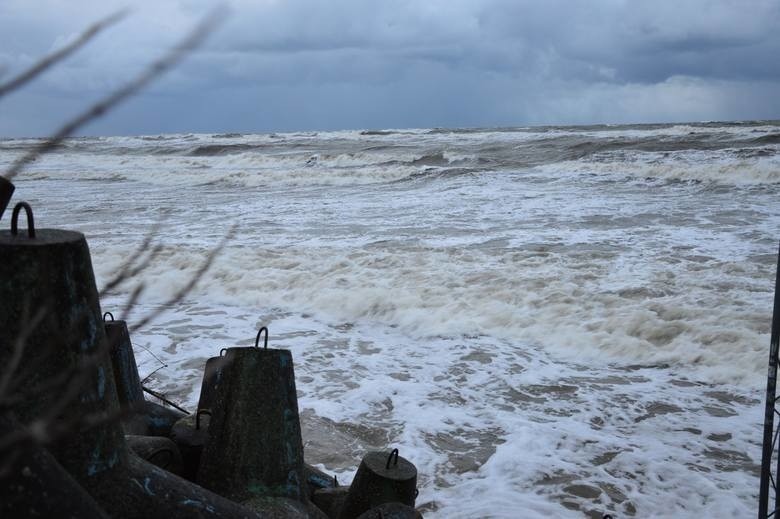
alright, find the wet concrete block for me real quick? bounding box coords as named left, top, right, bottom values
left=312, top=486, right=349, bottom=518
left=126, top=435, right=183, bottom=475
left=198, top=346, right=307, bottom=503
left=339, top=450, right=417, bottom=519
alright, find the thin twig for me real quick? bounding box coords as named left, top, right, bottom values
left=133, top=341, right=168, bottom=378
left=4, top=7, right=226, bottom=181
left=129, top=223, right=237, bottom=333
left=0, top=11, right=127, bottom=99
left=120, top=283, right=145, bottom=321
left=140, top=364, right=167, bottom=384
left=99, top=225, right=162, bottom=297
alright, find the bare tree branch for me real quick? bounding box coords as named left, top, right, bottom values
left=99, top=245, right=163, bottom=296
left=99, top=224, right=162, bottom=296
left=0, top=11, right=127, bottom=99
left=4, top=7, right=227, bottom=181
left=128, top=223, right=238, bottom=332
left=121, top=282, right=146, bottom=319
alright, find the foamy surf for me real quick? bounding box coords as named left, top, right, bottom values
left=3, top=120, right=778, bottom=517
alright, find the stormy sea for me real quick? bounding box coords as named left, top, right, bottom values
left=2, top=121, right=779, bottom=517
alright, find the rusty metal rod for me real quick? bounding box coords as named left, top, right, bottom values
left=759, top=240, right=780, bottom=518
left=142, top=386, right=190, bottom=415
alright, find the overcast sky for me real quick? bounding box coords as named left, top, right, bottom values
left=1, top=0, right=779, bottom=137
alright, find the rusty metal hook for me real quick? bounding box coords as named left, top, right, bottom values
left=386, top=448, right=399, bottom=470
left=196, top=408, right=212, bottom=430
left=11, top=201, right=35, bottom=238
left=255, top=326, right=268, bottom=349
left=103, top=312, right=114, bottom=322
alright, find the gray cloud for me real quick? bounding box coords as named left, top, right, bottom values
left=0, top=0, right=778, bottom=136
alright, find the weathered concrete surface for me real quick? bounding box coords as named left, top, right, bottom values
left=304, top=462, right=337, bottom=499
left=106, top=318, right=186, bottom=436
left=105, top=319, right=145, bottom=404
left=0, top=413, right=109, bottom=519
left=338, top=451, right=418, bottom=519
left=124, top=398, right=188, bottom=437
left=198, top=353, right=231, bottom=411
left=171, top=410, right=211, bottom=482
left=312, top=487, right=350, bottom=519
left=0, top=229, right=281, bottom=518
left=354, top=503, right=422, bottom=519
left=198, top=346, right=307, bottom=503
left=0, top=229, right=127, bottom=482
left=127, top=434, right=184, bottom=475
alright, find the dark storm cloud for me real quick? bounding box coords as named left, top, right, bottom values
left=0, top=0, right=779, bottom=136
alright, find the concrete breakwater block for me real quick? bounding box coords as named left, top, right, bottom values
left=304, top=463, right=337, bottom=499
left=197, top=330, right=308, bottom=504
left=198, top=349, right=231, bottom=412
left=170, top=409, right=212, bottom=481
left=355, top=503, right=422, bottom=519
left=104, top=313, right=186, bottom=436
left=0, top=413, right=109, bottom=519
left=126, top=434, right=183, bottom=475
left=243, top=497, right=326, bottom=518
left=104, top=314, right=144, bottom=404
left=0, top=212, right=269, bottom=518
left=338, top=450, right=418, bottom=519
left=199, top=327, right=269, bottom=414
left=312, top=487, right=350, bottom=518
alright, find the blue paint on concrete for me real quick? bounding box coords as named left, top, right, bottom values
left=96, top=366, right=105, bottom=399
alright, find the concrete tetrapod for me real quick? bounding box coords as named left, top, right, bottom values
left=197, top=349, right=231, bottom=412
left=104, top=314, right=186, bottom=436
left=0, top=413, right=110, bottom=519
left=354, top=503, right=422, bottom=519
left=304, top=463, right=338, bottom=500
left=312, top=487, right=350, bottom=519
left=176, top=405, right=336, bottom=501
left=126, top=434, right=184, bottom=475
left=197, top=330, right=324, bottom=517
left=170, top=409, right=212, bottom=482
left=0, top=210, right=280, bottom=518
left=338, top=450, right=418, bottom=519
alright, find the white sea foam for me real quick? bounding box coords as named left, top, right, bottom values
left=3, top=121, right=776, bottom=517
left=538, top=148, right=780, bottom=185
left=108, top=297, right=761, bottom=518
left=90, top=234, right=771, bottom=388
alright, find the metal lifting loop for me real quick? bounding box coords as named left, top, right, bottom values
left=385, top=448, right=399, bottom=470
left=255, top=326, right=269, bottom=349
left=220, top=347, right=228, bottom=356
left=196, top=408, right=212, bottom=430
left=103, top=312, right=114, bottom=322
left=10, top=201, right=35, bottom=238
